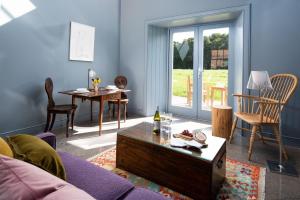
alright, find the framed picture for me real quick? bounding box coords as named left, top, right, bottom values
left=69, top=21, right=95, bottom=61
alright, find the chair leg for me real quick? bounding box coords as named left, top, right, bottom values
left=229, top=116, right=238, bottom=143
left=123, top=103, right=127, bottom=122
left=49, top=114, right=56, bottom=131
left=66, top=114, right=70, bottom=138
left=71, top=111, right=75, bottom=130
left=258, top=126, right=265, bottom=144
left=248, top=125, right=258, bottom=160
left=273, top=125, right=288, bottom=160
left=126, top=103, right=128, bottom=118
left=44, top=112, right=51, bottom=132
left=113, top=104, right=115, bottom=118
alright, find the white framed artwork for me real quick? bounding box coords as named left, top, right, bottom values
left=69, top=21, right=95, bottom=61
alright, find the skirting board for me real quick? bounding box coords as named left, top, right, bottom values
left=0, top=111, right=101, bottom=137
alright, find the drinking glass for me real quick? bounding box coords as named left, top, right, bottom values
left=161, top=113, right=172, bottom=136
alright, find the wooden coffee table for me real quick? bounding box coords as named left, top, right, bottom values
left=116, top=122, right=226, bottom=200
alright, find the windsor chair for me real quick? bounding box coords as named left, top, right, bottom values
left=229, top=74, right=298, bottom=160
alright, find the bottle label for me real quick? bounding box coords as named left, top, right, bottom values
left=153, top=121, right=161, bottom=134
left=154, top=121, right=160, bottom=129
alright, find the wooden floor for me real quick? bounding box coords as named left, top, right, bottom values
left=52, top=115, right=300, bottom=200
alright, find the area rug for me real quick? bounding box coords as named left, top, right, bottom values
left=89, top=147, right=265, bottom=200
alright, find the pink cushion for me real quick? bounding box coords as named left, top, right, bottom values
left=0, top=155, right=95, bottom=200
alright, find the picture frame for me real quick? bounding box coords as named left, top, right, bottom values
left=69, top=21, right=95, bottom=62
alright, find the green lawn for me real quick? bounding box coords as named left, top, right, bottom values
left=172, top=69, right=228, bottom=98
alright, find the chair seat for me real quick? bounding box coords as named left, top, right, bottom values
left=48, top=104, right=77, bottom=112
left=108, top=99, right=129, bottom=104
left=234, top=112, right=277, bottom=125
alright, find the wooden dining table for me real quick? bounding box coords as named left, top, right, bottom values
left=59, top=89, right=128, bottom=135
left=210, top=86, right=228, bottom=106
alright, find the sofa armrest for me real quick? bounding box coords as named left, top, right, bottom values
left=36, top=132, right=56, bottom=149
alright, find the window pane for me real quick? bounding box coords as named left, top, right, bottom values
left=171, top=31, right=194, bottom=108
left=202, top=28, right=229, bottom=110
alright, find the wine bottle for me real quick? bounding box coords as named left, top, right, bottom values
left=153, top=106, right=160, bottom=134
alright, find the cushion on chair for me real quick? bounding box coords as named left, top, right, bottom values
left=0, top=155, right=95, bottom=200
left=109, top=99, right=129, bottom=103
left=234, top=112, right=276, bottom=124
left=5, top=134, right=66, bottom=180
left=0, top=137, right=13, bottom=157
left=58, top=151, right=134, bottom=200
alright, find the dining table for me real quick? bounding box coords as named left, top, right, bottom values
left=210, top=86, right=228, bottom=106
left=59, top=88, right=129, bottom=135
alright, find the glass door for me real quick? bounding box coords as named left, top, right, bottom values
left=168, top=27, right=197, bottom=118
left=168, top=25, right=230, bottom=120
left=197, top=26, right=229, bottom=120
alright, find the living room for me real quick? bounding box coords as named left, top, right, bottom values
left=0, top=0, right=300, bottom=200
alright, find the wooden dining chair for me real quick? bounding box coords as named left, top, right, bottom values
left=44, top=78, right=77, bottom=138
left=186, top=75, right=193, bottom=106
left=186, top=76, right=210, bottom=107
left=229, top=74, right=298, bottom=160
left=108, top=76, right=129, bottom=122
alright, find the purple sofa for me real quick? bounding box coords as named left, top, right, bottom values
left=37, top=132, right=168, bottom=200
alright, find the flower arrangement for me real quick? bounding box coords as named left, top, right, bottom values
left=92, top=77, right=101, bottom=91
left=92, top=77, right=101, bottom=84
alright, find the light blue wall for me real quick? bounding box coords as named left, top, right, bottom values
left=250, top=0, right=300, bottom=145
left=0, top=0, right=120, bottom=134
left=120, top=0, right=300, bottom=145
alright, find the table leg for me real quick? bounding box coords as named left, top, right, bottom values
left=90, top=100, right=93, bottom=121
left=98, top=96, right=104, bottom=135
left=71, top=96, right=76, bottom=131
left=117, top=99, right=121, bottom=129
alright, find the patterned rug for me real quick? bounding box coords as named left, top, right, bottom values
left=89, top=147, right=265, bottom=200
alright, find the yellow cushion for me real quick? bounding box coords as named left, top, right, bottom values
left=6, top=134, right=66, bottom=180
left=0, top=137, right=13, bottom=157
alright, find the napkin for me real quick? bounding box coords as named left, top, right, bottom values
left=105, top=85, right=118, bottom=90
left=75, top=88, right=90, bottom=93
left=170, top=138, right=202, bottom=150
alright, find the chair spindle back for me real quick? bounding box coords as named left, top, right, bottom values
left=260, top=74, right=298, bottom=123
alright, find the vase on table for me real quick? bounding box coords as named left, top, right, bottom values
left=93, top=84, right=99, bottom=92
left=92, top=77, right=101, bottom=93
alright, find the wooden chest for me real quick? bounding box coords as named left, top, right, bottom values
left=116, top=122, right=226, bottom=200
